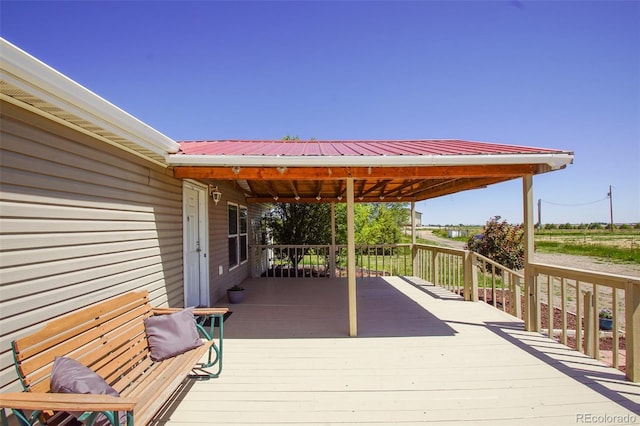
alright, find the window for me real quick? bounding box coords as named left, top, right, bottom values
left=228, top=203, right=248, bottom=268
left=239, top=207, right=248, bottom=262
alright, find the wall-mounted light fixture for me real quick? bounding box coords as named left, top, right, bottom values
left=209, top=185, right=222, bottom=205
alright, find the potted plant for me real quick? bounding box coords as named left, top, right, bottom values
left=227, top=284, right=245, bottom=304
left=598, top=308, right=613, bottom=330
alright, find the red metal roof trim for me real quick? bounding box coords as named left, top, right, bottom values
left=176, top=140, right=567, bottom=157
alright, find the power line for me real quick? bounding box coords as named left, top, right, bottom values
left=540, top=197, right=608, bottom=207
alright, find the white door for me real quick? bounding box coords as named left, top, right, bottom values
left=183, top=183, right=209, bottom=307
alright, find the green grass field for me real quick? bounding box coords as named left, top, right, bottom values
left=432, top=227, right=640, bottom=264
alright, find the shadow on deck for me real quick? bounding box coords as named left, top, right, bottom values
left=217, top=276, right=459, bottom=338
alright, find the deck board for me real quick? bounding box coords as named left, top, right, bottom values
left=154, top=277, right=639, bottom=425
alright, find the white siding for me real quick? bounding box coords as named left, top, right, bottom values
left=0, top=101, right=185, bottom=392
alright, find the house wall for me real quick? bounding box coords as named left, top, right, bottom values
left=206, top=182, right=267, bottom=304
left=0, top=101, right=185, bottom=392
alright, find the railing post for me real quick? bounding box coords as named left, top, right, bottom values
left=626, top=280, right=640, bottom=382
left=329, top=245, right=336, bottom=278
left=463, top=251, right=478, bottom=302
left=431, top=252, right=439, bottom=286
left=583, top=291, right=595, bottom=357
left=522, top=175, right=537, bottom=332
left=513, top=276, right=522, bottom=319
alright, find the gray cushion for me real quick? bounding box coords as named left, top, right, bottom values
left=50, top=356, right=124, bottom=426
left=144, top=307, right=203, bottom=361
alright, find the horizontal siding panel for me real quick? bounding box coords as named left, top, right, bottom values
left=1, top=185, right=181, bottom=216
left=0, top=200, right=161, bottom=221
left=5, top=257, right=181, bottom=303
left=0, top=218, right=165, bottom=233
left=1, top=262, right=181, bottom=324
left=1, top=245, right=182, bottom=286
left=0, top=237, right=181, bottom=269
left=1, top=158, right=181, bottom=204
left=0, top=137, right=158, bottom=190
left=0, top=230, right=178, bottom=251
left=1, top=268, right=171, bottom=321
left=2, top=118, right=180, bottom=189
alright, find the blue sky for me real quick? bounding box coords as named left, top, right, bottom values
left=2, top=1, right=638, bottom=225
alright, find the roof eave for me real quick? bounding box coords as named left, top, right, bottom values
left=165, top=153, right=574, bottom=171
left=0, top=38, right=180, bottom=157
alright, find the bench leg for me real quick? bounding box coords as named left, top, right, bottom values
left=194, top=313, right=224, bottom=378
left=1, top=409, right=34, bottom=426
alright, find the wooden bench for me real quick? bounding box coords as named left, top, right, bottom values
left=0, top=290, right=228, bottom=425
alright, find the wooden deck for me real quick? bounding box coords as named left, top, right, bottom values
left=154, top=277, right=640, bottom=425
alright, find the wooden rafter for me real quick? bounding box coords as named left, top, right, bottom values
left=290, top=181, right=300, bottom=200
left=316, top=180, right=324, bottom=200
left=177, top=163, right=542, bottom=203
left=360, top=179, right=392, bottom=197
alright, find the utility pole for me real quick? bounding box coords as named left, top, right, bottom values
left=537, top=199, right=541, bottom=231
left=607, top=185, right=614, bottom=232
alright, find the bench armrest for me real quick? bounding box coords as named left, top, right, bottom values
left=0, top=392, right=136, bottom=412
left=150, top=306, right=227, bottom=378
left=152, top=307, right=229, bottom=315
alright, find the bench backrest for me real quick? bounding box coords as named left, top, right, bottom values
left=11, top=290, right=153, bottom=395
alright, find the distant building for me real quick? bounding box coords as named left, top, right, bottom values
left=415, top=211, right=422, bottom=227
left=405, top=209, right=422, bottom=227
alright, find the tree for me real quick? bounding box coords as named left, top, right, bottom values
left=262, top=203, right=332, bottom=271
left=264, top=203, right=332, bottom=246
left=466, top=216, right=524, bottom=271
left=264, top=202, right=409, bottom=253
left=333, top=203, right=408, bottom=245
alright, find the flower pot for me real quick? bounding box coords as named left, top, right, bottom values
left=599, top=318, right=613, bottom=331
left=227, top=289, right=245, bottom=304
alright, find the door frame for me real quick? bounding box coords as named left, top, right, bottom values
left=182, top=180, right=210, bottom=307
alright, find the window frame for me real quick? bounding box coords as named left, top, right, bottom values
left=228, top=202, right=248, bottom=270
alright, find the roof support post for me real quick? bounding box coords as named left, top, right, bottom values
left=330, top=202, right=336, bottom=278
left=625, top=279, right=640, bottom=381
left=411, top=201, right=418, bottom=277
left=346, top=178, right=357, bottom=336
left=523, top=175, right=539, bottom=331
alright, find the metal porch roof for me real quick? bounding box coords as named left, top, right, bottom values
left=175, top=139, right=565, bottom=157
left=170, top=140, right=573, bottom=203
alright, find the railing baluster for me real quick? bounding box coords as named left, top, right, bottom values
left=576, top=281, right=583, bottom=353
left=560, top=277, right=567, bottom=346
left=584, top=290, right=594, bottom=357
left=593, top=283, right=600, bottom=361
left=491, top=266, right=497, bottom=308
left=547, top=274, right=553, bottom=339
left=613, top=288, right=619, bottom=369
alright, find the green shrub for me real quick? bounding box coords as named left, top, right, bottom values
left=466, top=216, right=524, bottom=271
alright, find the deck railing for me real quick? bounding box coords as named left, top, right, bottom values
left=250, top=243, right=639, bottom=381
left=250, top=244, right=413, bottom=278
left=529, top=263, right=639, bottom=378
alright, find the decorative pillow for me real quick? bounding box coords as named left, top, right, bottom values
left=143, top=307, right=203, bottom=361
left=50, top=356, right=124, bottom=426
